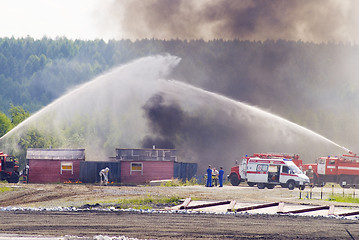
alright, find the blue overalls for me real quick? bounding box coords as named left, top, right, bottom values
left=206, top=168, right=212, bottom=187
left=218, top=169, right=224, bottom=187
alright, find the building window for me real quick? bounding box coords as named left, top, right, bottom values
left=61, top=162, right=73, bottom=174
left=130, top=162, right=143, bottom=175
left=256, top=164, right=268, bottom=172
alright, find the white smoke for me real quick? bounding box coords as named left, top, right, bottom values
left=0, top=55, right=347, bottom=171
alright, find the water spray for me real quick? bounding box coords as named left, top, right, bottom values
left=340, top=146, right=353, bottom=155
left=165, top=79, right=352, bottom=155
left=0, top=55, right=353, bottom=167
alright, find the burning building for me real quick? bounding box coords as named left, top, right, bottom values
left=26, top=148, right=85, bottom=183
left=26, top=147, right=196, bottom=184
left=116, top=147, right=197, bottom=184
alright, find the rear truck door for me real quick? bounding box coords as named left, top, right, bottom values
left=326, top=158, right=337, bottom=175
left=0, top=156, right=4, bottom=171
left=253, top=164, right=268, bottom=183
left=239, top=159, right=247, bottom=179
left=317, top=158, right=326, bottom=175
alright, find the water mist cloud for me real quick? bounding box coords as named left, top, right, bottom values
left=102, top=0, right=359, bottom=43
left=0, top=55, right=346, bottom=173
left=0, top=55, right=181, bottom=159
left=141, top=78, right=345, bottom=172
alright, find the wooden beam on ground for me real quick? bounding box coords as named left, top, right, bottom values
left=282, top=205, right=329, bottom=214
left=183, top=200, right=231, bottom=210
left=235, top=202, right=280, bottom=212
left=337, top=210, right=359, bottom=217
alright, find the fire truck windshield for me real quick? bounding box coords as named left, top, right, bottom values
left=289, top=165, right=302, bottom=174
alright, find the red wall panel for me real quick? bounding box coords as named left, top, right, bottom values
left=28, top=159, right=82, bottom=183
left=120, top=161, right=174, bottom=184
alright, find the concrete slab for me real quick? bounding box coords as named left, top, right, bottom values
left=179, top=200, right=359, bottom=219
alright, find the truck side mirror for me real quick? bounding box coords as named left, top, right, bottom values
left=235, top=160, right=238, bottom=165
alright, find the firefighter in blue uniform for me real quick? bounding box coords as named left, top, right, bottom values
left=206, top=165, right=212, bottom=187
left=218, top=167, right=224, bottom=187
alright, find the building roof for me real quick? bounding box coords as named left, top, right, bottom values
left=115, top=148, right=177, bottom=162
left=115, top=148, right=176, bottom=151
left=26, top=148, right=85, bottom=160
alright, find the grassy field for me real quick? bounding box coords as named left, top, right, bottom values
left=0, top=184, right=13, bottom=193
left=328, top=194, right=359, bottom=204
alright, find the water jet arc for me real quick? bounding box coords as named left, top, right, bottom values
left=164, top=79, right=351, bottom=154
left=0, top=55, right=351, bottom=164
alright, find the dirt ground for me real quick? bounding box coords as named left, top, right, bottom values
left=1, top=183, right=359, bottom=239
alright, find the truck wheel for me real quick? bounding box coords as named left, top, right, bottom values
left=257, top=183, right=265, bottom=189
left=287, top=180, right=295, bottom=190
left=229, top=173, right=240, bottom=186
left=353, top=176, right=359, bottom=187
left=339, top=176, right=351, bottom=188
left=319, top=180, right=326, bottom=187
left=0, top=172, right=6, bottom=181
left=266, top=184, right=275, bottom=189
left=7, top=172, right=19, bottom=183
left=312, top=175, right=318, bottom=187
left=247, top=182, right=256, bottom=187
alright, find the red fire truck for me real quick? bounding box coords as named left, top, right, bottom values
left=229, top=153, right=309, bottom=190
left=302, top=152, right=359, bottom=188
left=0, top=151, right=20, bottom=183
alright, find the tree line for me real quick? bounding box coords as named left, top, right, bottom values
left=0, top=105, right=29, bottom=137
left=1, top=37, right=359, bottom=151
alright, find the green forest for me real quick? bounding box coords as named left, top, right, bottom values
left=1, top=37, right=359, bottom=165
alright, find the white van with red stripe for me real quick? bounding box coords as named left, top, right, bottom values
left=244, top=156, right=309, bottom=190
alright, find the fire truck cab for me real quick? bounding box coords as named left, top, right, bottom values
left=303, top=153, right=359, bottom=188
left=0, top=152, right=20, bottom=183
left=229, top=153, right=309, bottom=190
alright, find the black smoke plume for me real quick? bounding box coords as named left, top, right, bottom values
left=141, top=93, right=250, bottom=172
left=141, top=94, right=182, bottom=149
left=102, top=0, right=359, bottom=43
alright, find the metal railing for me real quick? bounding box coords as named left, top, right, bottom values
left=299, top=184, right=357, bottom=200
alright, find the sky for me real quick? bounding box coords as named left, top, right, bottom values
left=0, top=0, right=110, bottom=40
left=1, top=0, right=359, bottom=43
left=1, top=0, right=359, bottom=164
